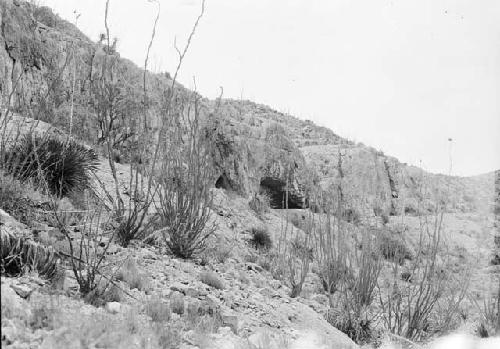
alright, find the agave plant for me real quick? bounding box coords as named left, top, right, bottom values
left=1, top=228, right=59, bottom=279
left=6, top=134, right=99, bottom=197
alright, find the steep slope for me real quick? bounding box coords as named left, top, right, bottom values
left=1, top=0, right=495, bottom=218
left=1, top=2, right=499, bottom=348
left=1, top=0, right=497, bottom=221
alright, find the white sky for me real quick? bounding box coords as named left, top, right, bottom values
left=41, top=0, right=500, bottom=176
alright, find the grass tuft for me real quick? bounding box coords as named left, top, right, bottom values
left=199, top=271, right=225, bottom=290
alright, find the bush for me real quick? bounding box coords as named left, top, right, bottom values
left=319, top=261, right=352, bottom=295
left=326, top=309, right=374, bottom=345
left=170, top=292, right=185, bottom=315
left=145, top=297, right=171, bottom=323
left=6, top=135, right=98, bottom=197
left=199, top=271, right=225, bottom=290
left=378, top=233, right=413, bottom=264
left=84, top=282, right=122, bottom=307
left=249, top=227, right=273, bottom=251
left=116, top=258, right=148, bottom=291
left=156, top=93, right=215, bottom=259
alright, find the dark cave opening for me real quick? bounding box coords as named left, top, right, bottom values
left=215, top=173, right=232, bottom=190
left=259, top=177, right=304, bottom=209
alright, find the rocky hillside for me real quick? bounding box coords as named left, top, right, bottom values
left=0, top=0, right=495, bottom=218
left=1, top=2, right=499, bottom=349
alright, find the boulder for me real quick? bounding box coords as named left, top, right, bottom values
left=10, top=283, right=34, bottom=299
left=105, top=302, right=121, bottom=314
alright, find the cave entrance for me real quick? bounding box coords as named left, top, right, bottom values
left=215, top=173, right=232, bottom=190
left=259, top=177, right=303, bottom=209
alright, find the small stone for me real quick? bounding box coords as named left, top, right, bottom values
left=10, top=284, right=33, bottom=299
left=221, top=312, right=239, bottom=334
left=105, top=302, right=121, bottom=314
left=105, top=244, right=121, bottom=255
left=217, top=326, right=233, bottom=336
left=143, top=253, right=157, bottom=260
left=170, top=282, right=187, bottom=294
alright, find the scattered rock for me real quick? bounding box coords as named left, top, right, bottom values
left=10, top=283, right=34, bottom=299
left=220, top=311, right=239, bottom=334
left=105, top=302, right=121, bottom=314
left=1, top=282, right=32, bottom=324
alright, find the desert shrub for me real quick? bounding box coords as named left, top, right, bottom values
left=145, top=297, right=171, bottom=323
left=249, top=227, right=273, bottom=251
left=290, top=237, right=314, bottom=262
left=377, top=209, right=466, bottom=341
left=201, top=237, right=233, bottom=265
left=116, top=258, right=148, bottom=291
left=157, top=114, right=215, bottom=258
left=156, top=92, right=215, bottom=259
left=286, top=232, right=314, bottom=298
left=477, top=323, right=490, bottom=338
left=327, top=231, right=382, bottom=344
left=154, top=323, right=183, bottom=349
left=326, top=309, right=374, bottom=345
left=170, top=292, right=185, bottom=315
left=114, top=209, right=157, bottom=248
left=471, top=282, right=500, bottom=337
left=84, top=282, right=122, bottom=307
left=6, top=135, right=98, bottom=197
left=51, top=200, right=116, bottom=298
left=349, top=232, right=383, bottom=307
left=186, top=308, right=224, bottom=337
left=199, top=271, right=225, bottom=290
left=213, top=245, right=232, bottom=264
left=104, top=284, right=123, bottom=303
left=319, top=261, right=352, bottom=295
left=378, top=233, right=413, bottom=264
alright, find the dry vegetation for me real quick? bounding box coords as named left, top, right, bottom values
left=1, top=1, right=499, bottom=349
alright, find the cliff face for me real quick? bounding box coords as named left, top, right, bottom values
left=215, top=97, right=495, bottom=216
left=0, top=0, right=495, bottom=215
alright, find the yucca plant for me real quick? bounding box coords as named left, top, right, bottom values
left=6, top=134, right=98, bottom=197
